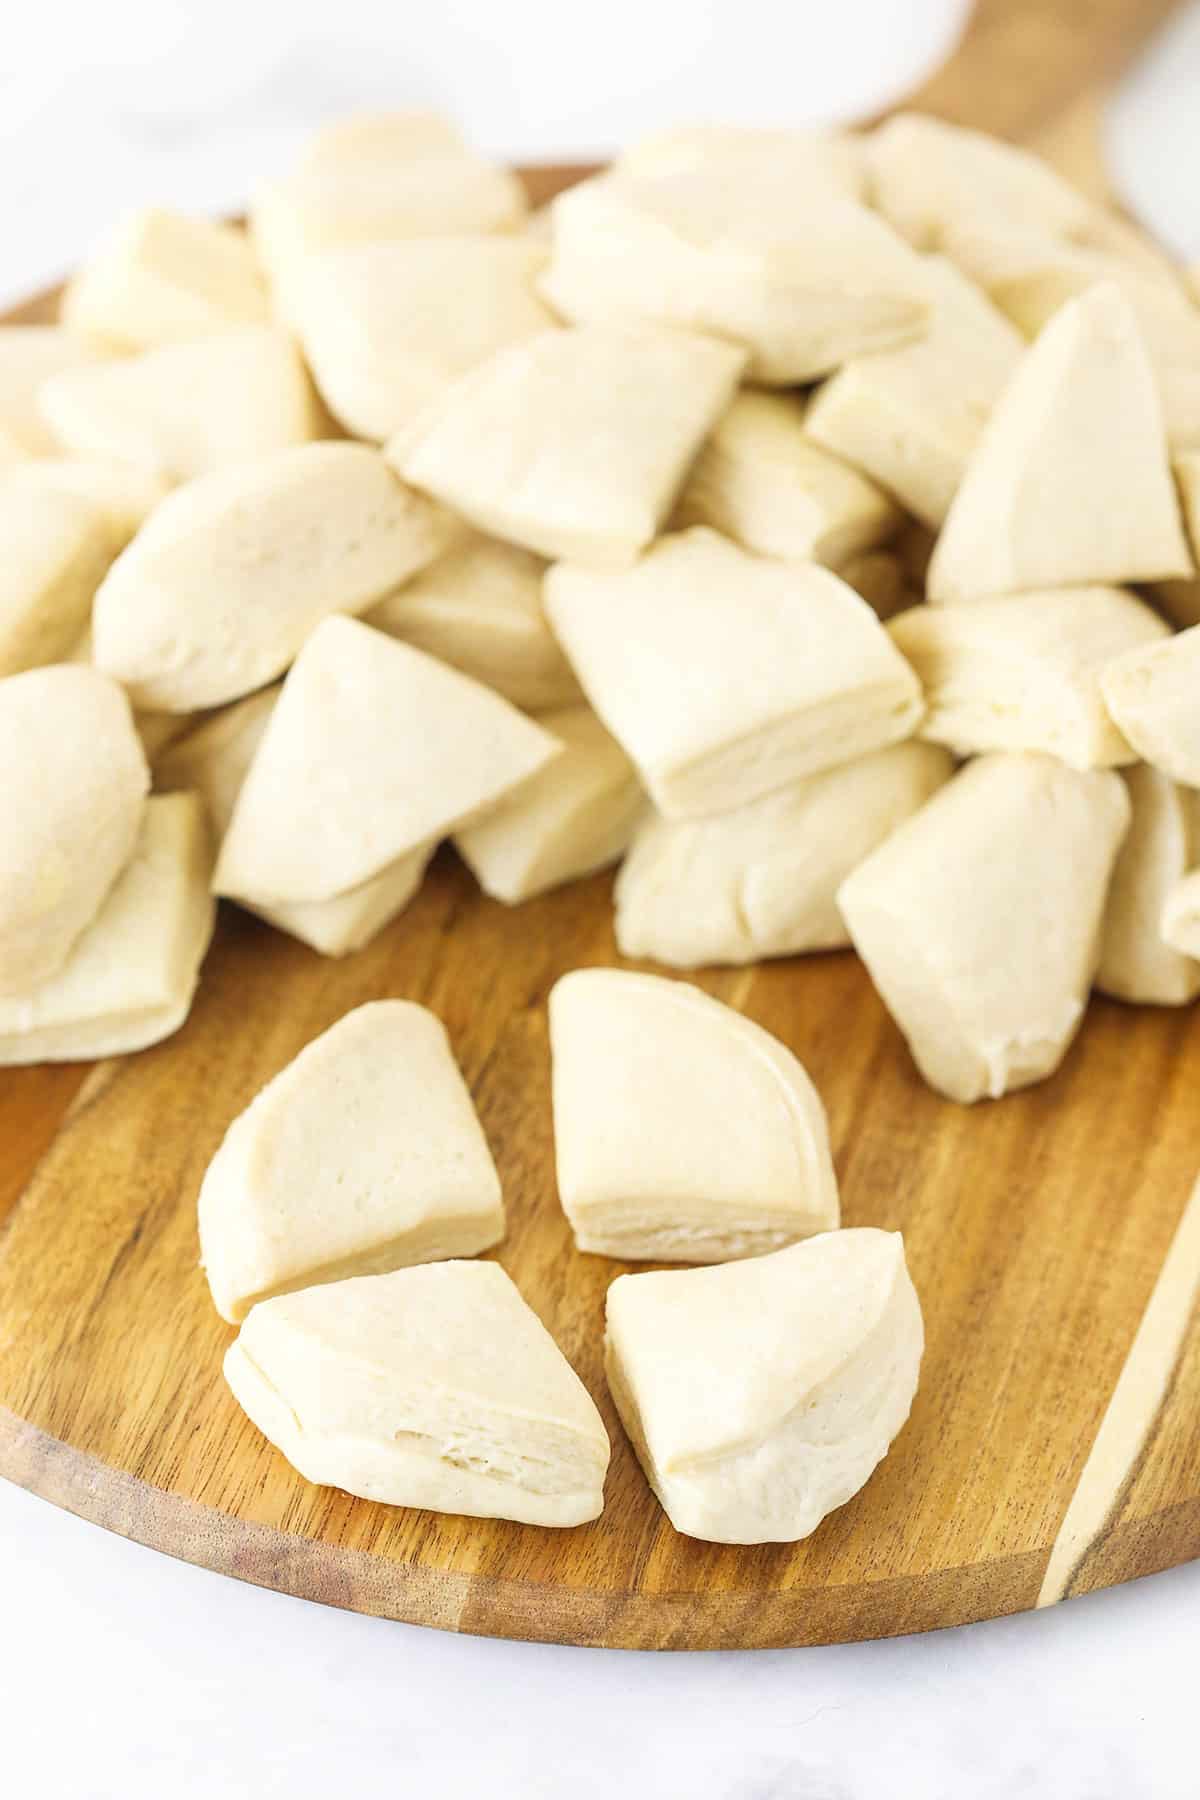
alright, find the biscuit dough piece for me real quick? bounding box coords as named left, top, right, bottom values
left=1162, top=867, right=1200, bottom=961
left=805, top=256, right=1024, bottom=528
left=6, top=458, right=170, bottom=550
left=605, top=1228, right=922, bottom=1543
left=292, top=238, right=556, bottom=441
left=539, top=168, right=930, bottom=384
left=549, top=968, right=839, bottom=1261
left=200, top=1000, right=505, bottom=1322
left=40, top=329, right=321, bottom=483
left=0, top=664, right=149, bottom=992
left=455, top=706, right=644, bottom=903
left=61, top=209, right=268, bottom=351
left=294, top=111, right=466, bottom=173
left=214, top=616, right=561, bottom=907
left=392, top=324, right=745, bottom=567
left=0, top=484, right=116, bottom=675
left=615, top=123, right=864, bottom=195
left=545, top=529, right=923, bottom=818
left=674, top=391, right=901, bottom=564
left=614, top=742, right=953, bottom=968
left=1100, top=625, right=1200, bottom=786
left=93, top=443, right=446, bottom=711
left=927, top=285, right=1192, bottom=605
left=0, top=792, right=213, bottom=1061
left=0, top=326, right=112, bottom=456
left=224, top=1261, right=610, bottom=1526
left=366, top=528, right=580, bottom=710
left=889, top=586, right=1170, bottom=768
left=837, top=752, right=1130, bottom=1102
left=1098, top=766, right=1200, bottom=1005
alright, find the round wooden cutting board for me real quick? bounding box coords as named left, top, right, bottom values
left=2, top=0, right=1198, bottom=1651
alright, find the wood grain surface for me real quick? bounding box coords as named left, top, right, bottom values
left=2, top=0, right=1199, bottom=1651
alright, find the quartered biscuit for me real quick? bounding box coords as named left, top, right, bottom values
left=93, top=442, right=446, bottom=711
left=1098, top=766, right=1200, bottom=1006
left=392, top=324, right=744, bottom=567
left=5, top=458, right=170, bottom=551
left=889, top=586, right=1170, bottom=768
left=838, top=752, right=1130, bottom=1102
left=293, top=111, right=467, bottom=173
left=0, top=663, right=149, bottom=992
left=927, top=284, right=1193, bottom=605
left=214, top=615, right=561, bottom=907
left=291, top=238, right=556, bottom=441
left=199, top=1000, right=505, bottom=1322
left=39, top=328, right=321, bottom=483
left=0, top=325, right=111, bottom=457
left=615, top=123, right=864, bottom=194
left=674, top=391, right=901, bottom=565
left=1100, top=624, right=1200, bottom=786
left=539, top=166, right=930, bottom=384
left=61, top=209, right=268, bottom=351
left=0, top=792, right=213, bottom=1062
left=549, top=968, right=839, bottom=1262
left=614, top=742, right=954, bottom=968
left=0, top=482, right=116, bottom=675
left=545, top=528, right=923, bottom=818
left=225, top=1261, right=610, bottom=1526
left=605, top=1229, right=922, bottom=1543
left=455, top=706, right=644, bottom=903
left=805, top=255, right=1024, bottom=528
left=366, top=528, right=580, bottom=711
left=1162, top=868, right=1200, bottom=961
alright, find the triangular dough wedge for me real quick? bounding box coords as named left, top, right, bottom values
left=615, top=123, right=864, bottom=195
left=0, top=482, right=116, bottom=675
left=805, top=256, right=1024, bottom=527
left=605, top=1229, right=922, bottom=1543
left=549, top=968, right=839, bottom=1261
left=6, top=458, right=170, bottom=551
left=365, top=528, right=580, bottom=710
left=889, top=587, right=1170, bottom=769
left=1100, top=624, right=1200, bottom=786
left=291, top=238, right=556, bottom=441
left=1098, top=766, right=1200, bottom=1005
left=0, top=664, right=149, bottom=992
left=674, top=391, right=900, bottom=564
left=614, top=742, right=953, bottom=968
left=199, top=1000, right=505, bottom=1321
left=545, top=529, right=923, bottom=818
left=455, top=706, right=644, bottom=903
left=927, top=284, right=1193, bottom=604
left=214, top=616, right=561, bottom=906
left=539, top=168, right=930, bottom=384
left=224, top=1261, right=610, bottom=1526
left=0, top=326, right=111, bottom=456
left=61, top=209, right=267, bottom=351
left=0, top=792, right=214, bottom=1062
left=392, top=324, right=744, bottom=567
left=39, top=329, right=321, bottom=483
left=294, top=111, right=466, bottom=173
left=1163, top=868, right=1200, bottom=961
left=838, top=753, right=1130, bottom=1103
left=93, top=443, right=446, bottom=711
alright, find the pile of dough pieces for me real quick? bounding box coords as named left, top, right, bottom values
left=203, top=987, right=923, bottom=1543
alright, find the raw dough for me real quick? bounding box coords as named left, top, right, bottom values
left=549, top=968, right=839, bottom=1261
left=291, top=238, right=556, bottom=440
left=365, top=527, right=580, bottom=711
left=1098, top=766, right=1200, bottom=1006
left=1100, top=625, right=1200, bottom=787
left=544, top=528, right=923, bottom=818
left=837, top=752, right=1130, bottom=1102
left=39, top=328, right=321, bottom=483
left=927, top=284, right=1193, bottom=604
left=224, top=1260, right=610, bottom=1526
left=455, top=706, right=644, bottom=903
left=615, top=123, right=864, bottom=195
left=0, top=663, right=149, bottom=992
left=0, top=791, right=213, bottom=1061
left=805, top=255, right=1024, bottom=528
left=1162, top=868, right=1200, bottom=961
left=0, top=326, right=111, bottom=456
left=539, top=167, right=930, bottom=383
left=614, top=741, right=954, bottom=968
left=61, top=209, right=268, bottom=351
left=674, top=391, right=901, bottom=564
left=392, top=324, right=745, bottom=566
left=0, top=482, right=116, bottom=675
left=888, top=586, right=1170, bottom=768
left=93, top=442, right=447, bottom=711
left=214, top=615, right=561, bottom=906
left=605, top=1228, right=922, bottom=1543
left=293, top=111, right=466, bottom=173
left=199, top=1000, right=505, bottom=1321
